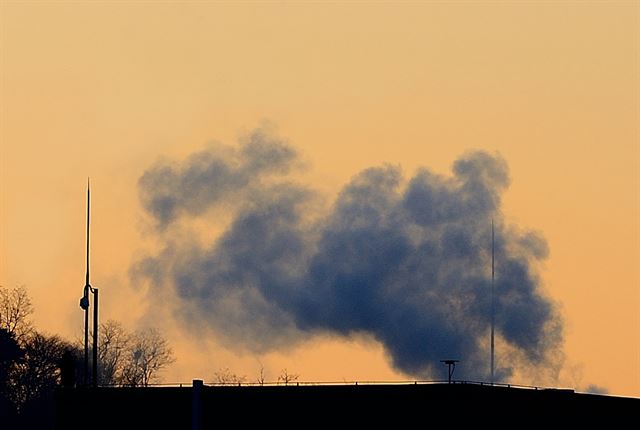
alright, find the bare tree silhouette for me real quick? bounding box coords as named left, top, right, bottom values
left=212, top=367, right=246, bottom=385
left=0, top=285, right=33, bottom=343
left=1, top=286, right=81, bottom=416
left=98, top=320, right=130, bottom=386
left=277, top=368, right=299, bottom=386
left=9, top=333, right=76, bottom=407
left=256, top=362, right=266, bottom=386
left=121, top=328, right=174, bottom=387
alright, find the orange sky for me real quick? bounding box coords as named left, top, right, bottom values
left=0, top=2, right=638, bottom=396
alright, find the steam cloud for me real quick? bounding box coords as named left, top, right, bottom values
left=134, top=128, right=562, bottom=380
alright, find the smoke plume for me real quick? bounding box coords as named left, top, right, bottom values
left=133, top=128, right=562, bottom=380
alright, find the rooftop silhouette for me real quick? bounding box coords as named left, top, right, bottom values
left=50, top=381, right=638, bottom=429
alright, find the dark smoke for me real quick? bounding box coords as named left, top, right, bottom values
left=133, top=128, right=562, bottom=380
left=138, top=128, right=297, bottom=228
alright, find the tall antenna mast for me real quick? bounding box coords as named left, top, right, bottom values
left=84, top=180, right=91, bottom=385
left=490, top=219, right=495, bottom=385
left=79, top=179, right=99, bottom=387
left=86, top=178, right=90, bottom=287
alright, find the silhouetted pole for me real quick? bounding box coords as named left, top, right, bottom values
left=83, top=288, right=89, bottom=386
left=79, top=179, right=93, bottom=387
left=84, top=181, right=91, bottom=386
left=192, top=380, right=203, bottom=430
left=92, top=288, right=98, bottom=388
left=490, top=219, right=495, bottom=385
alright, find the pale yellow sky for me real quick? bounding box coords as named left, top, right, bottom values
left=0, top=2, right=638, bottom=395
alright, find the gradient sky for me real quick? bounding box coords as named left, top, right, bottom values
left=0, top=2, right=638, bottom=396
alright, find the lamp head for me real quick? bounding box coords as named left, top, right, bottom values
left=79, top=295, right=89, bottom=310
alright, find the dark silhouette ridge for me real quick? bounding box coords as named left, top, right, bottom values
left=53, top=383, right=637, bottom=429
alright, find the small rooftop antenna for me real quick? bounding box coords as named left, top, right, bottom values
left=490, top=219, right=495, bottom=385
left=440, top=360, right=459, bottom=384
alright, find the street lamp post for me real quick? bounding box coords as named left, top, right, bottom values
left=79, top=285, right=98, bottom=387
left=79, top=180, right=98, bottom=387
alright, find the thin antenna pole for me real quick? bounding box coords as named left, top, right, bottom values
left=83, top=179, right=90, bottom=386
left=93, top=288, right=98, bottom=388
left=84, top=179, right=99, bottom=388
left=86, top=178, right=90, bottom=287
left=491, top=219, right=495, bottom=385
left=84, top=298, right=89, bottom=385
